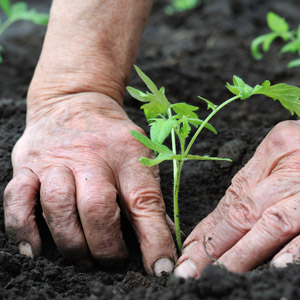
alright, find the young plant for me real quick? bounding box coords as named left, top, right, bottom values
left=164, top=0, right=199, bottom=15
left=0, top=0, right=49, bottom=62
left=251, top=12, right=300, bottom=68
left=127, top=65, right=300, bottom=252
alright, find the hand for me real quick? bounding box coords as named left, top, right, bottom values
left=174, top=120, right=300, bottom=278
left=4, top=92, right=176, bottom=276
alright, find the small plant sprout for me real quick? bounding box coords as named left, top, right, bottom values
left=251, top=12, right=300, bottom=68
left=164, top=0, right=199, bottom=15
left=127, top=65, right=300, bottom=252
left=0, top=0, right=49, bottom=62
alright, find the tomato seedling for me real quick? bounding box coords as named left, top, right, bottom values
left=0, top=0, right=49, bottom=62
left=251, top=12, right=300, bottom=68
left=127, top=65, right=300, bottom=252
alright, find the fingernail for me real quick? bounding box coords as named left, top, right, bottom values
left=18, top=241, right=33, bottom=258
left=174, top=259, right=197, bottom=278
left=272, top=253, right=294, bottom=268
left=182, top=241, right=198, bottom=254
left=153, top=258, right=174, bottom=277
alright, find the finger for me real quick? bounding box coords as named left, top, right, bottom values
left=40, top=165, right=89, bottom=258
left=76, top=165, right=128, bottom=261
left=3, top=169, right=41, bottom=257
left=118, top=159, right=177, bottom=276
left=271, top=235, right=300, bottom=268
left=175, top=171, right=300, bottom=278
left=217, top=194, right=300, bottom=273
left=166, top=214, right=186, bottom=241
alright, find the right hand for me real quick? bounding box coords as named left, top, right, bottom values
left=4, top=91, right=177, bottom=276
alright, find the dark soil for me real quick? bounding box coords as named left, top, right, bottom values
left=1, top=0, right=300, bottom=299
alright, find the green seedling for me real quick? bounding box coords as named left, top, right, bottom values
left=251, top=11, right=300, bottom=68
left=164, top=0, right=199, bottom=15
left=127, top=65, right=300, bottom=252
left=0, top=0, right=49, bottom=62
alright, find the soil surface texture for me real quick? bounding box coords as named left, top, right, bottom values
left=1, top=0, right=300, bottom=299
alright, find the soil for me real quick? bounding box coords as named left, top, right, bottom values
left=1, top=0, right=300, bottom=299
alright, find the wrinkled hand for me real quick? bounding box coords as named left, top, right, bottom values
left=175, top=120, right=300, bottom=278
left=4, top=92, right=176, bottom=275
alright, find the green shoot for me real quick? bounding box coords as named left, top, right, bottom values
left=251, top=12, right=300, bottom=68
left=0, top=0, right=49, bottom=62
left=164, top=0, right=199, bottom=15
left=127, top=66, right=300, bottom=252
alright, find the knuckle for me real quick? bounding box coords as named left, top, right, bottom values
left=128, top=188, right=165, bottom=216
left=267, top=121, right=298, bottom=151
left=41, top=185, right=74, bottom=207
left=226, top=195, right=257, bottom=233
left=81, top=191, right=118, bottom=220
left=260, top=206, right=295, bottom=239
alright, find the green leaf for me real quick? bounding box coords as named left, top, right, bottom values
left=130, top=130, right=173, bottom=154
left=179, top=116, right=191, bottom=139
left=197, top=96, right=217, bottom=110
left=280, top=40, right=300, bottom=54
left=172, top=0, right=198, bottom=12
left=140, top=153, right=176, bottom=167
left=226, top=75, right=253, bottom=100
left=126, top=86, right=151, bottom=102
left=10, top=3, right=49, bottom=25
left=253, top=80, right=300, bottom=116
left=150, top=118, right=174, bottom=145
left=288, top=58, right=300, bottom=68
left=171, top=102, right=199, bottom=119
left=134, top=65, right=159, bottom=95
left=0, top=0, right=11, bottom=17
left=267, top=12, right=289, bottom=33
left=262, top=32, right=279, bottom=52
left=130, top=66, right=171, bottom=120
left=251, top=34, right=270, bottom=60
left=187, top=118, right=217, bottom=134
left=186, top=155, right=232, bottom=162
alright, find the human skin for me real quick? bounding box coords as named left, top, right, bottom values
left=3, top=0, right=177, bottom=276
left=174, top=120, right=300, bottom=278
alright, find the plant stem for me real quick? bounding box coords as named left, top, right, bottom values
left=173, top=159, right=183, bottom=252
left=168, top=108, right=177, bottom=191
left=184, top=95, right=239, bottom=157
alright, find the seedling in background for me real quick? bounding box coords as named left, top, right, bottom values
left=164, top=0, right=199, bottom=15
left=0, top=0, right=49, bottom=62
left=251, top=12, right=300, bottom=68
left=127, top=65, right=300, bottom=252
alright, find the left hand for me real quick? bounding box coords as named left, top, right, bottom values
left=174, top=120, right=300, bottom=278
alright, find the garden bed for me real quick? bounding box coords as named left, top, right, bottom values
left=1, top=0, right=300, bottom=299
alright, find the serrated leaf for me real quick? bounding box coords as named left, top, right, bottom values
left=280, top=40, right=300, bottom=54
left=226, top=76, right=253, bottom=100
left=197, top=96, right=217, bottom=110
left=140, top=153, right=176, bottom=167
left=179, top=117, right=191, bottom=138
left=0, top=0, right=11, bottom=17
left=187, top=118, right=217, bottom=134
left=171, top=102, right=199, bottom=119
left=267, top=12, right=289, bottom=33
left=288, top=58, right=300, bottom=68
left=150, top=118, right=174, bottom=145
left=130, top=130, right=173, bottom=154
left=134, top=65, right=159, bottom=95
left=130, top=66, right=171, bottom=120
left=253, top=81, right=300, bottom=116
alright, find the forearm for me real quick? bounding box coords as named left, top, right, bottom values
left=28, top=0, right=154, bottom=108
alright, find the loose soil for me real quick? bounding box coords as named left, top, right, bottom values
left=1, top=0, right=300, bottom=299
